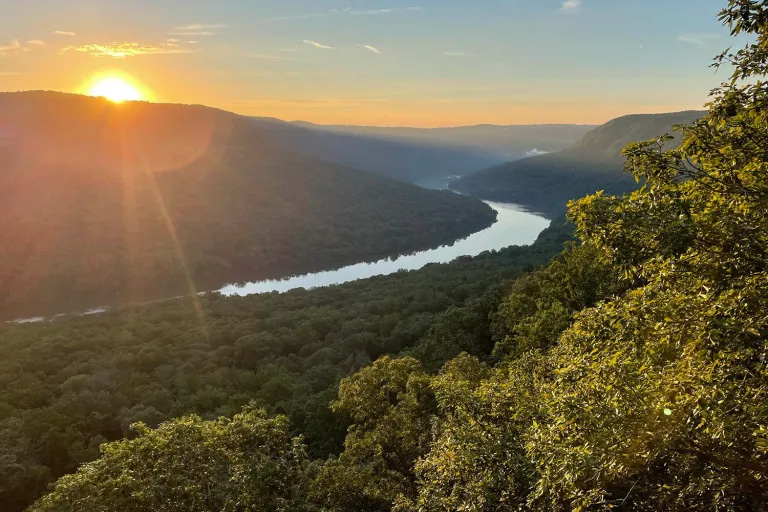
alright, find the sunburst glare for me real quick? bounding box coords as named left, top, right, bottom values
left=85, top=73, right=149, bottom=103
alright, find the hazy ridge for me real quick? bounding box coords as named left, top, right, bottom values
left=451, top=110, right=706, bottom=217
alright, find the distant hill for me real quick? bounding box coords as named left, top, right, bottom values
left=451, top=111, right=706, bottom=218
left=0, top=91, right=496, bottom=318
left=264, top=120, right=595, bottom=188
left=293, top=121, right=595, bottom=153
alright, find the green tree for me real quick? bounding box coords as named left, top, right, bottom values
left=312, top=357, right=435, bottom=512
left=29, top=406, right=312, bottom=512
left=491, top=243, right=621, bottom=360
left=397, top=353, right=543, bottom=512
left=527, top=2, right=768, bottom=509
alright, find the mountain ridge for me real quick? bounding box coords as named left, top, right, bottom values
left=451, top=110, right=706, bottom=218
left=0, top=91, right=497, bottom=318
left=245, top=118, right=594, bottom=187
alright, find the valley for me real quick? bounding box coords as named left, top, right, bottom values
left=0, top=92, right=499, bottom=320
left=0, top=93, right=731, bottom=512
left=452, top=110, right=706, bottom=217
left=4, top=2, right=767, bottom=511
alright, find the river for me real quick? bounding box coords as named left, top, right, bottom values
left=218, top=201, right=549, bottom=296
left=10, top=201, right=549, bottom=323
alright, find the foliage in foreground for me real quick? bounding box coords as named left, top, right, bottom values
left=22, top=1, right=768, bottom=511
left=325, top=2, right=768, bottom=509
left=28, top=407, right=311, bottom=512
left=0, top=217, right=571, bottom=511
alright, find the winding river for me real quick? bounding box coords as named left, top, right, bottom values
left=218, top=201, right=550, bottom=296
left=11, top=201, right=549, bottom=323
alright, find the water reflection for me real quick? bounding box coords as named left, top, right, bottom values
left=219, top=201, right=549, bottom=296
left=9, top=202, right=549, bottom=323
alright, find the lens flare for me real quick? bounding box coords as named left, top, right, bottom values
left=85, top=74, right=149, bottom=103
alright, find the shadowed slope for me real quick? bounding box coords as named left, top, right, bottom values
left=0, top=92, right=496, bottom=318
left=451, top=111, right=705, bottom=218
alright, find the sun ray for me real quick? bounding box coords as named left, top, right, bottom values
left=83, top=72, right=150, bottom=103
left=127, top=136, right=209, bottom=338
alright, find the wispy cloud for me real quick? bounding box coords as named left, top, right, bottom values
left=559, top=0, right=581, bottom=13
left=677, top=33, right=721, bottom=46
left=170, top=23, right=226, bottom=36
left=173, top=23, right=227, bottom=31
left=0, top=71, right=25, bottom=76
left=277, top=97, right=389, bottom=109
left=358, top=44, right=382, bottom=55
left=63, top=41, right=194, bottom=58
left=171, top=31, right=216, bottom=36
left=53, top=30, right=76, bottom=36
left=303, top=39, right=333, bottom=50
left=274, top=6, right=422, bottom=21
left=1, top=39, right=48, bottom=56
left=0, top=39, right=22, bottom=56
left=349, top=7, right=422, bottom=16
left=250, top=53, right=307, bottom=61
left=443, top=50, right=477, bottom=58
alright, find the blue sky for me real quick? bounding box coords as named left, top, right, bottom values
left=0, top=0, right=735, bottom=126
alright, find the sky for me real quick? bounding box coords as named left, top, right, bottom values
left=0, top=0, right=737, bottom=127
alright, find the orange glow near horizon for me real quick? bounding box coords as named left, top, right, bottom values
left=83, top=73, right=150, bottom=103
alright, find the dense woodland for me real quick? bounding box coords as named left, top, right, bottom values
left=0, top=219, right=573, bottom=511
left=452, top=110, right=704, bottom=218
left=0, top=93, right=495, bottom=319
left=3, top=1, right=768, bottom=511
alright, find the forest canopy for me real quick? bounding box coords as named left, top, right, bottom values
left=4, top=1, right=768, bottom=511
left=0, top=220, right=573, bottom=511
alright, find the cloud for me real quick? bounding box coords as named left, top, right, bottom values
left=250, top=54, right=307, bottom=61
left=525, top=148, right=550, bottom=157
left=1, top=39, right=48, bottom=56
left=348, top=8, right=395, bottom=16
left=54, top=30, right=76, bottom=36
left=559, top=0, right=581, bottom=12
left=173, top=23, right=227, bottom=31
left=273, top=6, right=422, bottom=21
left=303, top=39, right=333, bottom=50
left=0, top=39, right=22, bottom=56
left=677, top=33, right=721, bottom=46
left=443, top=50, right=477, bottom=58
left=277, top=97, right=388, bottom=109
left=358, top=45, right=382, bottom=54
left=0, top=71, right=25, bottom=76
left=170, top=23, right=226, bottom=36
left=63, top=41, right=194, bottom=58
left=171, top=31, right=216, bottom=36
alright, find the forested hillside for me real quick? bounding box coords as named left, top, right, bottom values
left=6, top=2, right=768, bottom=512
left=293, top=122, right=594, bottom=154
left=249, top=119, right=513, bottom=187
left=0, top=92, right=495, bottom=319
left=276, top=121, right=593, bottom=186
left=452, top=110, right=704, bottom=217
left=0, top=218, right=573, bottom=511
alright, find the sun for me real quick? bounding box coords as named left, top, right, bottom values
left=87, top=75, right=146, bottom=103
